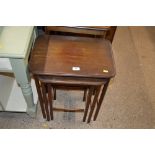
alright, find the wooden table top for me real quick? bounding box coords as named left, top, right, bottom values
left=29, top=35, right=116, bottom=78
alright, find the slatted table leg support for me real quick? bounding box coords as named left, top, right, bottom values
left=87, top=86, right=101, bottom=123
left=41, top=83, right=50, bottom=121
left=93, top=79, right=110, bottom=121
left=83, top=87, right=94, bottom=122
left=34, top=76, right=46, bottom=119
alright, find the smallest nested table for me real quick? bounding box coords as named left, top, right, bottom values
left=29, top=35, right=115, bottom=123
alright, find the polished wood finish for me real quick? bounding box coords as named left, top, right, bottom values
left=47, top=84, right=53, bottom=120
left=45, top=26, right=116, bottom=43
left=29, top=34, right=116, bottom=123
left=41, top=82, right=50, bottom=121
left=83, top=87, right=94, bottom=122
left=87, top=86, right=101, bottom=123
left=34, top=75, right=46, bottom=119
left=29, top=35, right=115, bottom=78
left=35, top=76, right=105, bottom=122
left=53, top=107, right=84, bottom=112
left=93, top=79, right=110, bottom=121
left=83, top=88, right=87, bottom=101
left=44, top=26, right=116, bottom=102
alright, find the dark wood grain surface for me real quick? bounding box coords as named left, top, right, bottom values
left=29, top=35, right=115, bottom=78
left=45, top=26, right=117, bottom=43
left=45, top=26, right=110, bottom=35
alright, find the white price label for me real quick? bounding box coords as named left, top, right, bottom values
left=72, top=67, right=80, bottom=71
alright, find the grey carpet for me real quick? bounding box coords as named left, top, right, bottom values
left=0, top=26, right=154, bottom=128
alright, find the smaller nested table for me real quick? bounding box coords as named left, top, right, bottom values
left=29, top=35, right=116, bottom=123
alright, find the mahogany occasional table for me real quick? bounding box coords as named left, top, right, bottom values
left=29, top=34, right=116, bottom=123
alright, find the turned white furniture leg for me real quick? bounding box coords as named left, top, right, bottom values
left=10, top=58, right=37, bottom=117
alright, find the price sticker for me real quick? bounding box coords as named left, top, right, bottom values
left=72, top=67, right=80, bottom=71
left=103, top=69, right=109, bottom=73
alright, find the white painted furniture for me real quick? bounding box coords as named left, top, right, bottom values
left=0, top=26, right=38, bottom=116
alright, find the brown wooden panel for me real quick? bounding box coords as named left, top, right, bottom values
left=29, top=35, right=116, bottom=78
left=45, top=26, right=116, bottom=42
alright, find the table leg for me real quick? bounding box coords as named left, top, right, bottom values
left=87, top=86, right=101, bottom=123
left=41, top=83, right=50, bottom=121
left=83, top=87, right=93, bottom=122
left=93, top=79, right=110, bottom=121
left=10, top=58, right=37, bottom=117
left=53, top=87, right=56, bottom=100
left=48, top=84, right=54, bottom=120
left=83, top=88, right=87, bottom=101
left=34, top=76, right=46, bottom=119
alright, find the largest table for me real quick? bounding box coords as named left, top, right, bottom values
left=29, top=35, right=116, bottom=122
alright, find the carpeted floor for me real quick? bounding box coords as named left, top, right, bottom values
left=0, top=26, right=155, bottom=128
